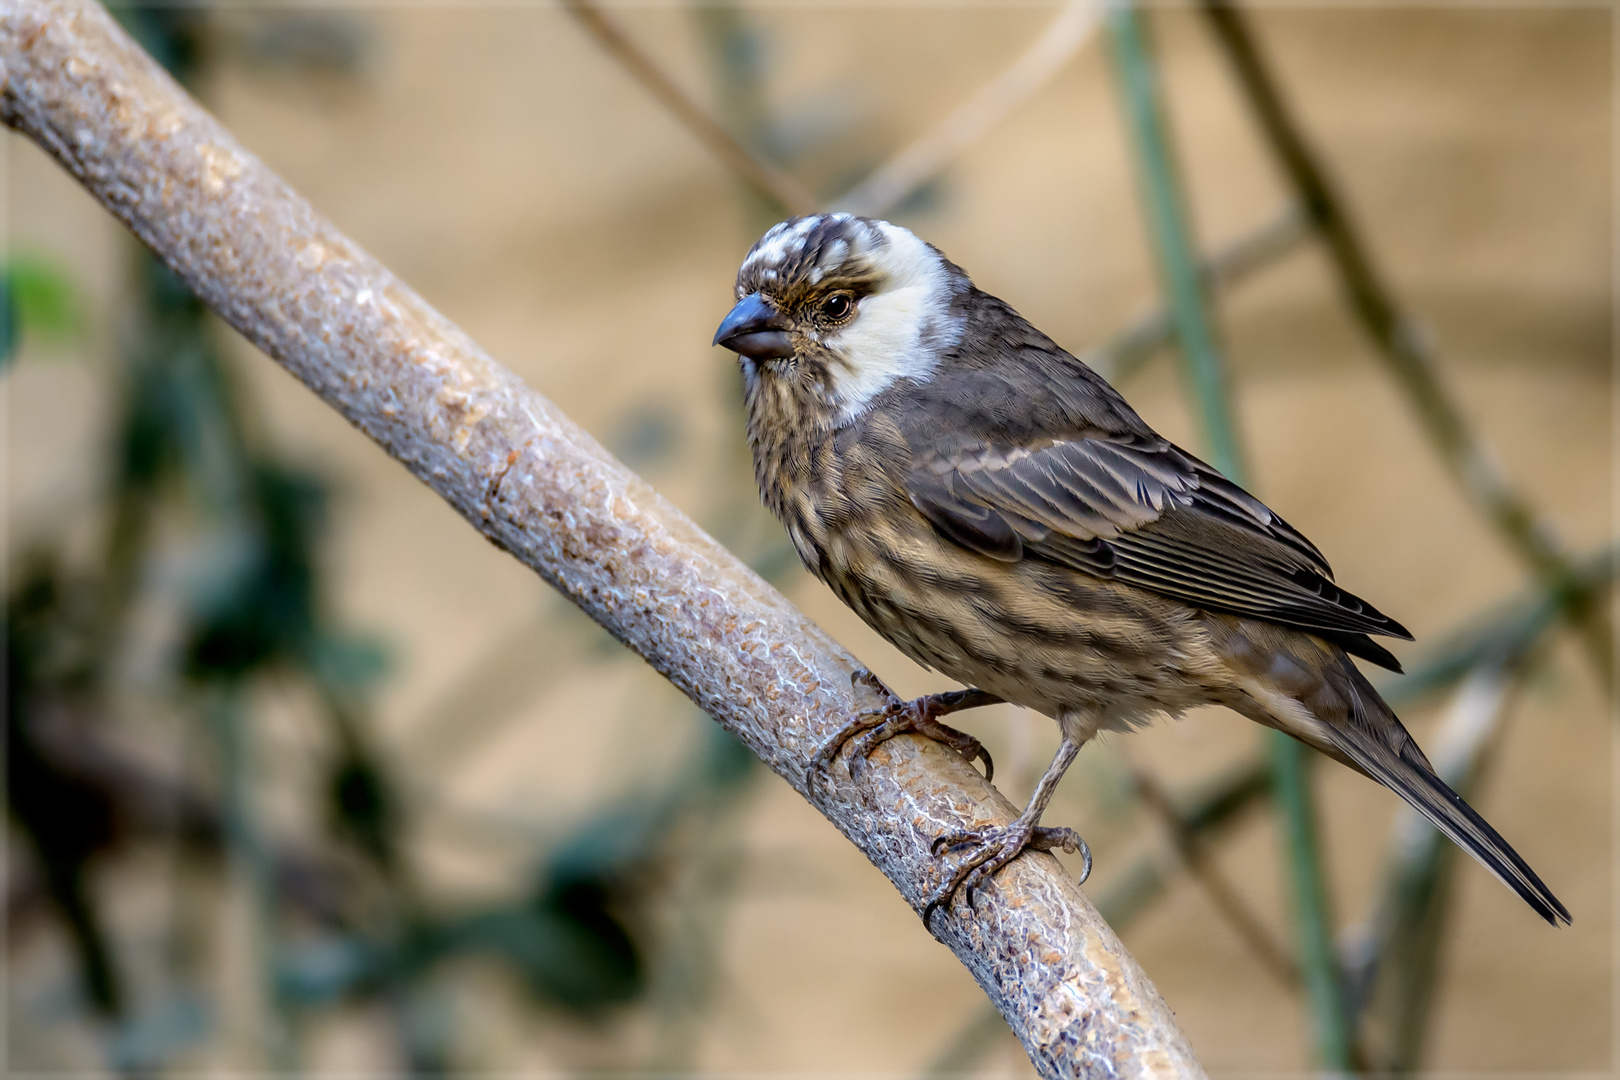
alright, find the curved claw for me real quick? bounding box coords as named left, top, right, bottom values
left=808, top=724, right=861, bottom=776
left=920, top=844, right=998, bottom=925
left=921, top=891, right=951, bottom=929
left=806, top=676, right=905, bottom=799
left=919, top=821, right=1092, bottom=926
left=811, top=671, right=1001, bottom=799
left=847, top=741, right=877, bottom=784
left=907, top=716, right=995, bottom=782
left=805, top=714, right=881, bottom=800
left=851, top=668, right=886, bottom=693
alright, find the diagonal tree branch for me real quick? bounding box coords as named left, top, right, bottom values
left=1343, top=659, right=1524, bottom=1071
left=831, top=0, right=1103, bottom=218
left=561, top=0, right=818, bottom=217
left=1103, top=6, right=1350, bottom=1069
left=561, top=0, right=1101, bottom=224
left=0, top=2, right=1202, bottom=1076
left=1127, top=763, right=1300, bottom=989
left=1198, top=0, right=1613, bottom=696
left=1084, top=203, right=1310, bottom=384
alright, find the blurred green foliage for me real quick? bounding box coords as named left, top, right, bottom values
left=15, top=4, right=1605, bottom=1075
left=0, top=256, right=86, bottom=366
left=5, top=7, right=763, bottom=1072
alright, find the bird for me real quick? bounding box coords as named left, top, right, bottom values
left=712, top=212, right=1569, bottom=927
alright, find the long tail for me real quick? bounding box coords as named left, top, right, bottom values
left=1324, top=670, right=1570, bottom=926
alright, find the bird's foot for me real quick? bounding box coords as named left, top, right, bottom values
left=921, top=820, right=1092, bottom=926
left=807, top=670, right=999, bottom=797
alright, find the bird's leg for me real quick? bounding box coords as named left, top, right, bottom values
left=921, top=732, right=1091, bottom=926
left=807, top=670, right=1001, bottom=796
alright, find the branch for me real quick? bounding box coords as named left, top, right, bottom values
left=1342, top=661, right=1523, bottom=1070
left=560, top=0, right=818, bottom=217
left=561, top=0, right=1100, bottom=225
left=5, top=700, right=352, bottom=929
left=1103, top=7, right=1351, bottom=1069
left=1127, top=763, right=1299, bottom=988
left=1198, top=0, right=1614, bottom=695
left=1382, top=542, right=1618, bottom=705
left=919, top=539, right=1617, bottom=1075
left=831, top=0, right=1103, bottom=218
left=0, top=2, right=1201, bottom=1076
left=1084, top=203, right=1310, bottom=384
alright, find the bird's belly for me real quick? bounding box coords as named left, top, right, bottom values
left=821, top=522, right=1220, bottom=726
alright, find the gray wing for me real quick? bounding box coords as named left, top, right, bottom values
left=906, top=431, right=1412, bottom=662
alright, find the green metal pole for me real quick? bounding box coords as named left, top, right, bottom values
left=1104, top=6, right=1242, bottom=471
left=1104, top=4, right=1353, bottom=1072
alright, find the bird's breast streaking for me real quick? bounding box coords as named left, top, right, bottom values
left=713, top=213, right=1569, bottom=928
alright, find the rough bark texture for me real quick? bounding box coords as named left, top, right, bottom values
left=0, top=3, right=1203, bottom=1075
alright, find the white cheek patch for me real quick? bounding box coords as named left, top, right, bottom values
left=823, top=222, right=961, bottom=425
left=825, top=285, right=940, bottom=420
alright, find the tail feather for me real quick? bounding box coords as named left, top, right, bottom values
left=1326, top=680, right=1570, bottom=926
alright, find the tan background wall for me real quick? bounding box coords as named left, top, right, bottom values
left=6, top=5, right=1611, bottom=1074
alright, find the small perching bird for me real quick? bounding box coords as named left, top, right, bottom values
left=713, top=213, right=1568, bottom=927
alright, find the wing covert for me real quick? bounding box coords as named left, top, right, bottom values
left=906, top=433, right=1411, bottom=653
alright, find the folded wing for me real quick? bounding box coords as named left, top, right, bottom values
left=906, top=431, right=1412, bottom=670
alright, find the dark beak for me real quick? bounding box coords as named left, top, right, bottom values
left=713, top=293, right=795, bottom=361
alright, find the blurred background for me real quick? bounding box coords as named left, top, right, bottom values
left=3, top=2, right=1612, bottom=1075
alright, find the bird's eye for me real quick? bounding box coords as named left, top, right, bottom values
left=820, top=293, right=854, bottom=322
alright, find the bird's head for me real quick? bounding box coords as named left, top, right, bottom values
left=713, top=214, right=966, bottom=428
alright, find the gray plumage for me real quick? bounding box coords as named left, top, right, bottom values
left=715, top=213, right=1567, bottom=926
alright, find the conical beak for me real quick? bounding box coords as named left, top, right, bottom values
left=713, top=293, right=795, bottom=360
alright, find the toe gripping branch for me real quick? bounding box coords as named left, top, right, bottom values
left=923, top=822, right=1092, bottom=927
left=805, top=671, right=1092, bottom=929
left=806, top=670, right=1000, bottom=800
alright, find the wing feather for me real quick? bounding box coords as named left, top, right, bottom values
left=906, top=434, right=1411, bottom=656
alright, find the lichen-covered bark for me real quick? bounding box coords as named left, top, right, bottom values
left=0, top=3, right=1203, bottom=1075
